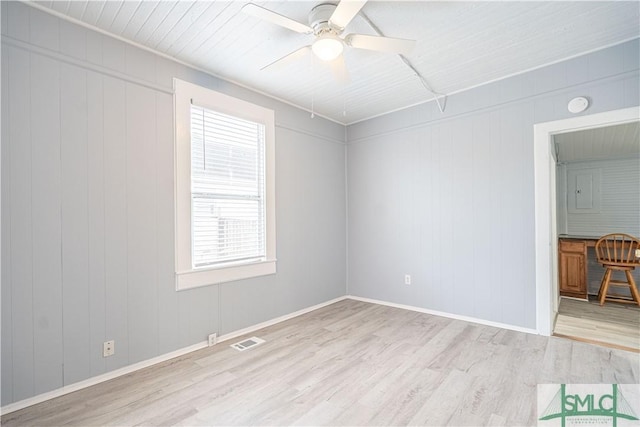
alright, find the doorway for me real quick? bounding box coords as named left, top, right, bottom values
left=533, top=106, right=640, bottom=336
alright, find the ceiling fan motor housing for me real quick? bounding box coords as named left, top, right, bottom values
left=309, top=3, right=340, bottom=35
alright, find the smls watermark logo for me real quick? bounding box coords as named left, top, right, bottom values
left=538, top=384, right=640, bottom=426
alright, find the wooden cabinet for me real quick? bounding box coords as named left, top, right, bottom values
left=559, top=239, right=588, bottom=298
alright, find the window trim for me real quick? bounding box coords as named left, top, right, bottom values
left=174, top=78, right=276, bottom=291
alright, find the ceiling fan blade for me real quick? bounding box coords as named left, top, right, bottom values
left=261, top=46, right=311, bottom=71
left=242, top=3, right=313, bottom=34
left=329, top=55, right=350, bottom=84
left=345, top=34, right=416, bottom=55
left=329, top=0, right=368, bottom=31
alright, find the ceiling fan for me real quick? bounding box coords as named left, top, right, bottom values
left=242, top=1, right=416, bottom=80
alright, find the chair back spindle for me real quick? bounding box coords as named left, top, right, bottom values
left=594, top=233, right=640, bottom=306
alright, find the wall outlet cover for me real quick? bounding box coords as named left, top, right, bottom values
left=208, top=333, right=217, bottom=347
left=103, top=340, right=115, bottom=357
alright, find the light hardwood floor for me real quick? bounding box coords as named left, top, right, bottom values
left=2, top=299, right=639, bottom=426
left=554, top=297, right=640, bottom=352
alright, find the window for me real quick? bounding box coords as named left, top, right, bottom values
left=174, top=79, right=276, bottom=290
left=190, top=105, right=266, bottom=267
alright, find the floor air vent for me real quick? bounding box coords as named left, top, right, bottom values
left=230, top=336, right=265, bottom=352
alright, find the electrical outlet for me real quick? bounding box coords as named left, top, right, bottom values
left=635, top=249, right=640, bottom=258
left=103, top=340, right=115, bottom=357
left=208, top=333, right=217, bottom=347
left=404, top=274, right=411, bottom=285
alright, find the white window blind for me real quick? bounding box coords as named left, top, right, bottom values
left=190, top=104, right=266, bottom=268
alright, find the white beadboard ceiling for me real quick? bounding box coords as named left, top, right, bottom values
left=28, top=0, right=640, bottom=124
left=555, top=121, right=640, bottom=163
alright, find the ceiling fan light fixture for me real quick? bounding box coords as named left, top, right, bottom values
left=312, top=34, right=344, bottom=61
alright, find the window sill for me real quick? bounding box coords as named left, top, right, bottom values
left=176, top=259, right=277, bottom=291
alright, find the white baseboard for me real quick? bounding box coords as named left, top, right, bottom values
left=217, top=295, right=348, bottom=343
left=2, top=294, right=537, bottom=415
left=0, top=295, right=348, bottom=416
left=347, top=295, right=539, bottom=335
left=0, top=341, right=208, bottom=416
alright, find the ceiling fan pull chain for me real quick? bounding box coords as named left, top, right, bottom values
left=310, top=55, right=316, bottom=118
left=311, top=85, right=315, bottom=119
left=343, top=88, right=347, bottom=117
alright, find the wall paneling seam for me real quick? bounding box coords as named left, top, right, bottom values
left=274, top=123, right=344, bottom=145
left=346, top=71, right=639, bottom=145
left=1, top=36, right=172, bottom=95
left=2, top=36, right=346, bottom=147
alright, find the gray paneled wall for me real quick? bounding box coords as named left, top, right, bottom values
left=346, top=39, right=639, bottom=329
left=1, top=2, right=346, bottom=406
left=558, top=158, right=640, bottom=237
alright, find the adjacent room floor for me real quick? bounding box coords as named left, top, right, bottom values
left=2, top=299, right=639, bottom=426
left=554, top=297, right=640, bottom=352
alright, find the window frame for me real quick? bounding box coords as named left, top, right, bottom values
left=174, top=78, right=276, bottom=291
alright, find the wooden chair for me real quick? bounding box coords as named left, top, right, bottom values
left=595, top=233, right=640, bottom=306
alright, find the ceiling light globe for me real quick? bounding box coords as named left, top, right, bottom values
left=312, top=35, right=344, bottom=61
